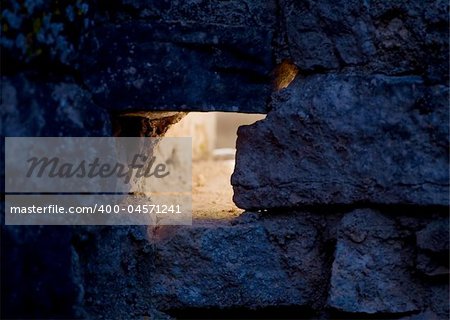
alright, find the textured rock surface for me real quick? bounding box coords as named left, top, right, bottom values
left=232, top=74, right=449, bottom=209
left=0, top=0, right=91, bottom=68
left=0, top=74, right=112, bottom=318
left=1, top=225, right=84, bottom=319
left=147, top=214, right=330, bottom=311
left=328, top=209, right=422, bottom=313
left=74, top=226, right=156, bottom=318
left=1, top=0, right=449, bottom=318
left=416, top=218, right=449, bottom=253
left=0, top=75, right=111, bottom=137
left=415, top=218, right=449, bottom=277
left=79, top=0, right=277, bottom=112
left=0, top=75, right=111, bottom=318
left=279, top=0, right=449, bottom=83
left=76, top=211, right=448, bottom=319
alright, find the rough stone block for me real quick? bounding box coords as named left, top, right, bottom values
left=328, top=209, right=422, bottom=314
left=0, top=75, right=111, bottom=137
left=79, top=1, right=277, bottom=112
left=0, top=75, right=111, bottom=318
left=232, top=74, right=449, bottom=209
left=280, top=0, right=449, bottom=83
left=415, top=218, right=449, bottom=277
left=416, top=218, right=449, bottom=253
left=145, top=215, right=329, bottom=311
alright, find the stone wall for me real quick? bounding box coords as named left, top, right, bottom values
left=230, top=1, right=449, bottom=317
left=1, top=0, right=448, bottom=319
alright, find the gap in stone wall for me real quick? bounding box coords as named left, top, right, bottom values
left=164, top=112, right=266, bottom=220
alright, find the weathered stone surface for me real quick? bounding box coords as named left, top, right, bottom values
left=2, top=1, right=449, bottom=319
left=1, top=75, right=111, bottom=318
left=110, top=0, right=276, bottom=26
left=416, top=252, right=449, bottom=277
left=79, top=210, right=446, bottom=318
left=1, top=0, right=91, bottom=68
left=416, top=218, right=449, bottom=253
left=415, top=218, right=449, bottom=277
left=232, top=74, right=449, bottom=209
left=75, top=226, right=157, bottom=319
left=0, top=75, right=111, bottom=137
left=399, top=310, right=441, bottom=320
left=144, top=213, right=330, bottom=312
left=426, top=283, right=450, bottom=319
left=280, top=0, right=449, bottom=83
left=79, top=1, right=276, bottom=112
left=328, top=209, right=422, bottom=314
left=0, top=74, right=111, bottom=196
left=1, top=225, right=84, bottom=319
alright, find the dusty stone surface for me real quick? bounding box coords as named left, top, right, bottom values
left=232, top=74, right=449, bottom=209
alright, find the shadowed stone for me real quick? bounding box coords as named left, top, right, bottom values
left=232, top=74, right=449, bottom=209
left=144, top=214, right=329, bottom=311
left=279, top=0, right=449, bottom=83
left=79, top=1, right=277, bottom=112
left=328, top=209, right=422, bottom=314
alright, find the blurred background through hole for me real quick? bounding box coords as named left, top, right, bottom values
left=164, top=112, right=266, bottom=220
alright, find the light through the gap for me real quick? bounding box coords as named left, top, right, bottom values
left=163, top=112, right=266, bottom=219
